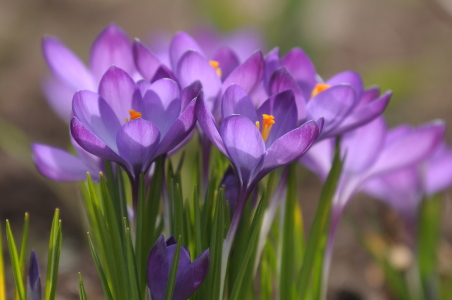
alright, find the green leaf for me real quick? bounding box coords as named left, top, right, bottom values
left=0, top=222, right=5, bottom=300
left=417, top=194, right=442, bottom=299
left=279, top=164, right=297, bottom=300
left=296, top=137, right=344, bottom=299
left=78, top=273, right=88, bottom=300
left=6, top=220, right=26, bottom=300
left=164, top=236, right=181, bottom=300
left=229, top=187, right=269, bottom=300
left=13, top=213, right=29, bottom=300
left=123, top=219, right=142, bottom=300
left=87, top=232, right=114, bottom=300
left=45, top=209, right=62, bottom=300
left=208, top=188, right=225, bottom=300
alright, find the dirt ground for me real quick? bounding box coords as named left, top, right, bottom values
left=1, top=0, right=452, bottom=299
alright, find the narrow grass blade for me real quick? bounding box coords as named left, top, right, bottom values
left=296, top=138, right=343, bottom=298
left=279, top=164, right=297, bottom=300
left=417, top=194, right=442, bottom=299
left=164, top=236, right=181, bottom=300
left=78, top=273, right=87, bottom=300
left=12, top=213, right=29, bottom=300
left=6, top=220, right=26, bottom=300
left=209, top=188, right=225, bottom=300
left=45, top=209, right=62, bottom=300
left=87, top=233, right=113, bottom=300
left=229, top=188, right=268, bottom=300
left=124, top=219, right=141, bottom=300
left=0, top=222, right=5, bottom=300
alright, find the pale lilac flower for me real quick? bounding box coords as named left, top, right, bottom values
left=32, top=134, right=102, bottom=182
left=70, top=67, right=197, bottom=188
left=259, top=48, right=391, bottom=139
left=364, top=141, right=452, bottom=228
left=42, top=23, right=137, bottom=121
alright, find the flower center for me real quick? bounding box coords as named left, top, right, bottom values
left=125, top=109, right=142, bottom=123
left=209, top=60, right=222, bottom=78
left=311, top=83, right=331, bottom=98
left=255, top=114, right=275, bottom=142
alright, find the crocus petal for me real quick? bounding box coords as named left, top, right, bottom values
left=195, top=91, right=227, bottom=155
left=71, top=118, right=123, bottom=163
left=166, top=245, right=192, bottom=279
left=367, top=121, right=446, bottom=177
left=155, top=99, right=197, bottom=157
left=98, top=66, right=138, bottom=123
left=147, top=235, right=170, bottom=300
left=269, top=67, right=307, bottom=121
left=89, top=24, right=134, bottom=81
left=212, top=46, right=240, bottom=80
left=170, top=31, right=204, bottom=71
left=257, top=89, right=297, bottom=146
left=222, top=51, right=264, bottom=96
left=220, top=115, right=266, bottom=186
left=71, top=133, right=103, bottom=174
left=41, top=77, right=76, bottom=122
left=27, top=251, right=41, bottom=300
left=328, top=91, right=391, bottom=136
left=221, top=84, right=258, bottom=122
left=133, top=39, right=161, bottom=81
left=141, top=79, right=181, bottom=137
left=281, top=47, right=317, bottom=99
left=357, top=86, right=380, bottom=109
left=177, top=50, right=221, bottom=109
left=173, top=249, right=210, bottom=300
left=72, top=90, right=121, bottom=152
left=181, top=81, right=202, bottom=110
left=263, top=48, right=281, bottom=92
left=151, top=65, right=177, bottom=83
left=425, top=147, right=452, bottom=195
left=306, top=84, right=356, bottom=137
left=300, top=138, right=335, bottom=180
left=341, top=117, right=386, bottom=174
left=221, top=166, right=241, bottom=214
left=137, top=80, right=152, bottom=97
left=32, top=144, right=94, bottom=181
left=326, top=71, right=364, bottom=101
left=364, top=167, right=422, bottom=217
left=116, top=118, right=161, bottom=176
left=260, top=120, right=319, bottom=176
left=42, top=37, right=95, bottom=91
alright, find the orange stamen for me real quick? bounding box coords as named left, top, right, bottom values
left=311, top=83, right=331, bottom=98
left=209, top=60, right=222, bottom=78
left=125, top=109, right=142, bottom=123
left=260, top=114, right=275, bottom=142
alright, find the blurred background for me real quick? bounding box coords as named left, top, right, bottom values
left=1, top=0, right=452, bottom=299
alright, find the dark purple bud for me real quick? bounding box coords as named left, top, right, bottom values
left=28, top=250, right=41, bottom=300
left=147, top=235, right=210, bottom=300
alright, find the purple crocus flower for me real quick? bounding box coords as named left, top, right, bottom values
left=32, top=134, right=103, bottom=182
left=260, top=48, right=391, bottom=139
left=134, top=31, right=264, bottom=115
left=70, top=66, right=197, bottom=195
left=28, top=250, right=41, bottom=300
left=364, top=141, right=452, bottom=232
left=300, top=116, right=445, bottom=290
left=197, top=84, right=320, bottom=263
left=42, top=23, right=137, bottom=122
left=147, top=235, right=209, bottom=300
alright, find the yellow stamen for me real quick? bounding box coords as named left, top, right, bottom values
left=209, top=60, right=222, bottom=78
left=260, top=114, right=275, bottom=142
left=311, top=83, right=331, bottom=98
left=125, top=109, right=142, bottom=123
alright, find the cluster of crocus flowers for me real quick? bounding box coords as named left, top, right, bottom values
left=28, top=22, right=452, bottom=300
